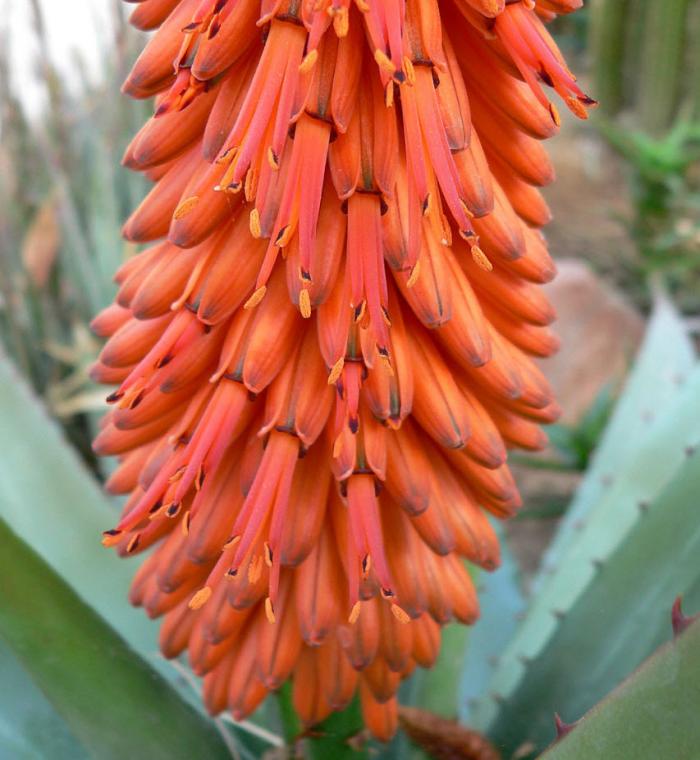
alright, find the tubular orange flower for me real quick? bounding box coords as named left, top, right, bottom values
left=94, top=0, right=593, bottom=740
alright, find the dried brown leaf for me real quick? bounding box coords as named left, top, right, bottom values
left=398, top=706, right=501, bottom=760
left=22, top=192, right=61, bottom=287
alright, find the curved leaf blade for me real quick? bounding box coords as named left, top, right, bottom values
left=0, top=344, right=159, bottom=664
left=541, top=618, right=700, bottom=760
left=0, top=640, right=88, bottom=760
left=536, top=294, right=695, bottom=585
left=486, top=447, right=700, bottom=753
left=0, top=518, right=232, bottom=760
left=472, top=359, right=700, bottom=735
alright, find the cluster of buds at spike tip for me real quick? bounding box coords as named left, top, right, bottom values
left=93, top=0, right=593, bottom=741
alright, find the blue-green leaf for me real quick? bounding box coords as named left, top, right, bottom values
left=541, top=618, right=700, bottom=760
left=485, top=444, right=700, bottom=754
left=536, top=294, right=695, bottom=585
left=0, top=641, right=88, bottom=760
left=0, top=518, right=233, bottom=760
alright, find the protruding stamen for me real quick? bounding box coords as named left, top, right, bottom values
left=173, top=196, right=200, bottom=219
left=299, top=289, right=312, bottom=318
left=244, top=286, right=267, bottom=309
left=328, top=357, right=345, bottom=385
left=299, top=49, right=318, bottom=74
left=348, top=601, right=362, bottom=624
left=189, top=586, right=212, bottom=610
left=406, top=261, right=421, bottom=288
left=249, top=209, right=262, bottom=238
left=267, top=147, right=280, bottom=170
left=471, top=246, right=493, bottom=272
left=391, top=604, right=410, bottom=624
left=101, top=529, right=122, bottom=548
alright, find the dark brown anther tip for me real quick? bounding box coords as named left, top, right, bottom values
left=149, top=500, right=163, bottom=515
left=156, top=353, right=173, bottom=369
left=274, top=226, right=289, bottom=246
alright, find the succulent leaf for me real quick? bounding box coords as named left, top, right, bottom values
left=541, top=613, right=700, bottom=759
left=0, top=517, right=234, bottom=760
left=469, top=298, right=700, bottom=751
left=0, top=343, right=270, bottom=756
left=484, top=447, right=700, bottom=753
left=536, top=294, right=695, bottom=587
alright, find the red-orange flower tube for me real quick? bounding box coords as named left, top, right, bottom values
left=93, top=0, right=593, bottom=740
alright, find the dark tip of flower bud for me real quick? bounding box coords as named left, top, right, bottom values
left=149, top=500, right=163, bottom=515
left=156, top=354, right=173, bottom=369
left=166, top=502, right=181, bottom=518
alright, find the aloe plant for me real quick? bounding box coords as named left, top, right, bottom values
left=542, top=610, right=700, bottom=759
left=3, top=6, right=700, bottom=758
left=484, top=446, right=700, bottom=754
left=0, top=344, right=281, bottom=759
left=535, top=294, right=695, bottom=587
left=464, top=297, right=700, bottom=754
left=0, top=519, right=235, bottom=760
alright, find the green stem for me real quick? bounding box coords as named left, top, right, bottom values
left=276, top=682, right=303, bottom=746
left=307, top=698, right=368, bottom=760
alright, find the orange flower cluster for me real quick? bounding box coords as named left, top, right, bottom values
left=93, top=0, right=591, bottom=740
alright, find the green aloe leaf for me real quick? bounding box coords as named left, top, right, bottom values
left=0, top=344, right=275, bottom=757
left=485, top=446, right=700, bottom=754
left=470, top=298, right=700, bottom=750
left=541, top=617, right=700, bottom=760
left=0, top=518, right=232, bottom=760
left=0, top=343, right=160, bottom=666
left=458, top=532, right=525, bottom=724
left=0, top=640, right=88, bottom=760
left=536, top=293, right=695, bottom=587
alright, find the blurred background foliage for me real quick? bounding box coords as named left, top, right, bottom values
left=1, top=1, right=700, bottom=759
